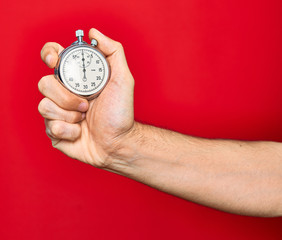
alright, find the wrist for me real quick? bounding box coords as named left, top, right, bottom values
left=104, top=121, right=144, bottom=173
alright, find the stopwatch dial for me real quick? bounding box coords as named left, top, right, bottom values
left=73, top=51, right=92, bottom=68
left=59, top=47, right=109, bottom=96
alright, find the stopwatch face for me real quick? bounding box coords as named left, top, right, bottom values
left=58, top=46, right=110, bottom=97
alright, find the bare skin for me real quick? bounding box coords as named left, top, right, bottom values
left=38, top=28, right=282, bottom=217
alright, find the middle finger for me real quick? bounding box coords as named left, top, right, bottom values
left=38, top=97, right=86, bottom=123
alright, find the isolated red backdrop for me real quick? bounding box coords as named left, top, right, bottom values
left=1, top=0, right=282, bottom=239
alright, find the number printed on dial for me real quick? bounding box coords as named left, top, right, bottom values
left=59, top=46, right=109, bottom=96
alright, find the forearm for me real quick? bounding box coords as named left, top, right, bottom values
left=107, top=122, right=282, bottom=217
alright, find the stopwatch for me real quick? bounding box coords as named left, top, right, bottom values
left=55, top=29, right=110, bottom=100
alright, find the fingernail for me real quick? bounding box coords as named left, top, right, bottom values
left=46, top=54, right=53, bottom=65
left=81, top=113, right=86, bottom=120
left=78, top=102, right=88, bottom=112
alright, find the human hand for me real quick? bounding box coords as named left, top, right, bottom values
left=38, top=28, right=135, bottom=168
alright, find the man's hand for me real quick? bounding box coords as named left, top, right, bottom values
left=38, top=28, right=135, bottom=168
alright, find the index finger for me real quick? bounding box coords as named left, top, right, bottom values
left=41, top=42, right=64, bottom=68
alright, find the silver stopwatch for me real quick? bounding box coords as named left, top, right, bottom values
left=55, top=30, right=110, bottom=100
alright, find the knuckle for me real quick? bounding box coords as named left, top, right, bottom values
left=38, top=100, right=43, bottom=115
left=38, top=76, right=49, bottom=94
left=50, top=122, right=64, bottom=138
left=115, top=41, right=124, bottom=51
left=38, top=98, right=52, bottom=117
left=38, top=99, right=46, bottom=115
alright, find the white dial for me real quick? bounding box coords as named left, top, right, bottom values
left=58, top=46, right=110, bottom=97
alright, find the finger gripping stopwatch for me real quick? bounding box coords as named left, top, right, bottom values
left=55, top=30, right=111, bottom=100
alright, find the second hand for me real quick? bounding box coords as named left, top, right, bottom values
left=82, top=50, right=87, bottom=82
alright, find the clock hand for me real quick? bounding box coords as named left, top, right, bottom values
left=81, top=50, right=87, bottom=82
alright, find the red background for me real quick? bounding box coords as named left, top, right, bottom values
left=1, top=0, right=282, bottom=239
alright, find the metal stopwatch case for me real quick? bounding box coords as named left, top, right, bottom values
left=55, top=30, right=111, bottom=100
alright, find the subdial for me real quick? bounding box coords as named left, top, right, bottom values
left=74, top=51, right=92, bottom=68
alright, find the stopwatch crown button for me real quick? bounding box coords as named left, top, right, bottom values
left=76, top=30, right=84, bottom=38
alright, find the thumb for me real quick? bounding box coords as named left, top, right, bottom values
left=88, top=28, right=130, bottom=72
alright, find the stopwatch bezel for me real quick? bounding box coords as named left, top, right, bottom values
left=55, top=43, right=111, bottom=100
